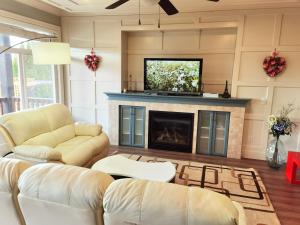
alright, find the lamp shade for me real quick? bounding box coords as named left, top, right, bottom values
left=31, top=42, right=71, bottom=65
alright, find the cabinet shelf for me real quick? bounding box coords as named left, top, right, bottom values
left=201, top=127, right=225, bottom=130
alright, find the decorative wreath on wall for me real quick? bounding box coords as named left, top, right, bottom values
left=263, top=49, right=286, bottom=77
left=84, top=48, right=101, bottom=72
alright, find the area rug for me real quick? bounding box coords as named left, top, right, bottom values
left=118, top=153, right=281, bottom=225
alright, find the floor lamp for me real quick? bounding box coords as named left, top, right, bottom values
left=0, top=36, right=71, bottom=65
left=0, top=35, right=71, bottom=114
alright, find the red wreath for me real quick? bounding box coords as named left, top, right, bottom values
left=263, top=49, right=286, bottom=77
left=84, top=49, right=101, bottom=72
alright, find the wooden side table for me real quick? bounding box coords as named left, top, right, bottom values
left=286, top=151, right=300, bottom=184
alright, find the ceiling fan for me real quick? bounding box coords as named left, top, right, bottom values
left=106, top=0, right=220, bottom=16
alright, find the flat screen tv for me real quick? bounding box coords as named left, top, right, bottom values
left=144, top=58, right=203, bottom=93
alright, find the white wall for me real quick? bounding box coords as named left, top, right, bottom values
left=125, top=28, right=236, bottom=93
left=62, top=18, right=122, bottom=132
left=62, top=8, right=300, bottom=159
left=233, top=12, right=300, bottom=159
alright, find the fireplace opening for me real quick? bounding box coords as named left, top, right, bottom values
left=148, top=111, right=194, bottom=153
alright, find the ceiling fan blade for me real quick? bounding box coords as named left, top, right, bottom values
left=158, top=0, right=178, bottom=15
left=106, top=0, right=130, bottom=9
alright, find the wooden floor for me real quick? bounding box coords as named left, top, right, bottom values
left=110, top=146, right=300, bottom=225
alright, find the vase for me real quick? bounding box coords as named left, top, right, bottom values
left=266, top=136, right=286, bottom=169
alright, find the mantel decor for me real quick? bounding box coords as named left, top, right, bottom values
left=84, top=48, right=101, bottom=72
left=263, top=49, right=286, bottom=77
left=266, top=104, right=296, bottom=168
left=222, top=80, right=231, bottom=98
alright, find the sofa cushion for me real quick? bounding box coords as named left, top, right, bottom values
left=14, top=146, right=62, bottom=162
left=23, top=124, right=75, bottom=148
left=0, top=110, right=51, bottom=146
left=75, top=122, right=102, bottom=137
left=18, top=163, right=114, bottom=209
left=103, top=179, right=240, bottom=225
left=55, top=133, right=109, bottom=166
left=0, top=104, right=74, bottom=146
left=39, top=104, right=74, bottom=131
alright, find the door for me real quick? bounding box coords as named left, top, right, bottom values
left=196, top=111, right=230, bottom=157
left=119, top=106, right=132, bottom=146
left=119, top=106, right=145, bottom=147
left=196, top=111, right=214, bottom=155
left=132, top=107, right=145, bottom=147
left=211, top=112, right=230, bottom=156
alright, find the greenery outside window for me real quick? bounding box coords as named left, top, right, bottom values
left=0, top=34, right=58, bottom=114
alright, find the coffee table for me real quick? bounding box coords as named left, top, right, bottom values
left=91, top=155, right=176, bottom=182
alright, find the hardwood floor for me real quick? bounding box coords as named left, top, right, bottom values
left=109, top=146, right=300, bottom=225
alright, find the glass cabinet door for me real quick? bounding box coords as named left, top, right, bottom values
left=119, top=106, right=131, bottom=146
left=211, top=112, right=230, bottom=156
left=196, top=111, right=213, bottom=155
left=132, top=107, right=145, bottom=147
left=119, top=106, right=145, bottom=147
left=197, top=110, right=230, bottom=157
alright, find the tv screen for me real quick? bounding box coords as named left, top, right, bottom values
left=144, top=58, right=203, bottom=93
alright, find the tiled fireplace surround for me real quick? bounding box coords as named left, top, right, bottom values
left=107, top=94, right=248, bottom=159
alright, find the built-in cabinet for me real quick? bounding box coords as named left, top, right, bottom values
left=119, top=106, right=145, bottom=147
left=197, top=111, right=230, bottom=157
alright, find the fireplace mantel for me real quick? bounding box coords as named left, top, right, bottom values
left=106, top=92, right=250, bottom=159
left=105, top=92, right=250, bottom=107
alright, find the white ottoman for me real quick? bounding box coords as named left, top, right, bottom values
left=91, top=155, right=176, bottom=182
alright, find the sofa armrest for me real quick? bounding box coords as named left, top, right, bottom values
left=75, top=122, right=102, bottom=137
left=13, top=145, right=62, bottom=162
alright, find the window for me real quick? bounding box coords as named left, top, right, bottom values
left=0, top=34, right=57, bottom=115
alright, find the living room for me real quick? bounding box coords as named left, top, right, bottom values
left=0, top=0, right=300, bottom=225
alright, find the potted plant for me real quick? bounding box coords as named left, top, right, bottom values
left=267, top=104, right=296, bottom=168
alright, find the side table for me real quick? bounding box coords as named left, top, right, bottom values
left=286, top=151, right=300, bottom=184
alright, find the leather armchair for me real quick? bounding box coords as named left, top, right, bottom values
left=0, top=104, right=109, bottom=167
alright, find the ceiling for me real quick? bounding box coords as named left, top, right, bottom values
left=28, top=0, right=300, bottom=16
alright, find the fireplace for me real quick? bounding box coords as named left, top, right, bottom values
left=148, top=111, right=194, bottom=153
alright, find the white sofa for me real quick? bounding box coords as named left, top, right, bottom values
left=0, top=158, right=30, bottom=225
left=16, top=163, right=247, bottom=225
left=18, top=163, right=114, bottom=225
left=103, top=179, right=246, bottom=225
left=0, top=104, right=109, bottom=167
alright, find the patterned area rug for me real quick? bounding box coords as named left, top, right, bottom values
left=119, top=153, right=281, bottom=225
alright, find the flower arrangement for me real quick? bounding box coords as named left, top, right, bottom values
left=268, top=104, right=296, bottom=137
left=267, top=104, right=296, bottom=168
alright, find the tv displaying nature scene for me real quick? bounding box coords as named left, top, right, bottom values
left=144, top=58, right=202, bottom=93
